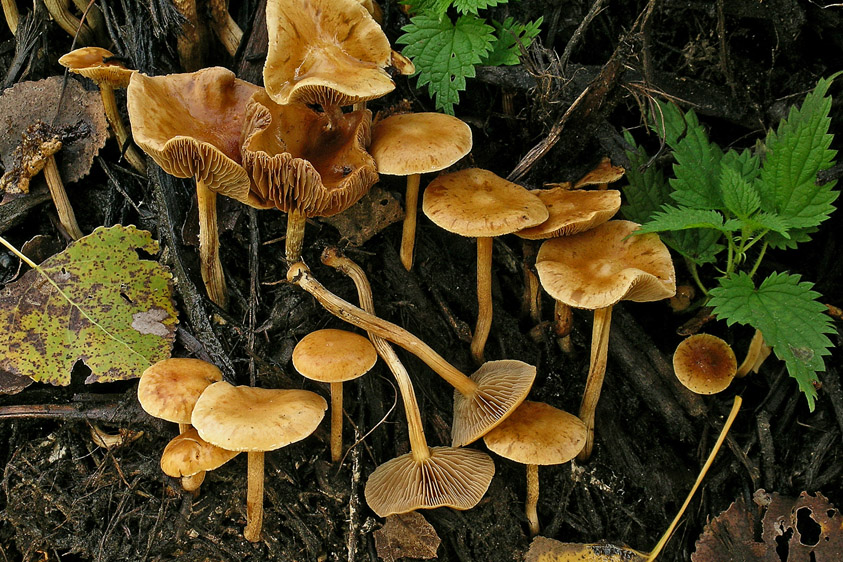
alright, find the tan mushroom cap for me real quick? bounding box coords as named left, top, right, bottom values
left=483, top=401, right=587, bottom=465
left=452, top=359, right=536, bottom=447
left=192, top=382, right=327, bottom=452
left=369, top=113, right=472, bottom=176
left=137, top=358, right=223, bottom=424
left=364, top=446, right=495, bottom=517
left=59, top=47, right=134, bottom=88
left=423, top=168, right=549, bottom=238
left=516, top=188, right=621, bottom=240
left=127, top=67, right=260, bottom=203
left=241, top=90, right=378, bottom=216
left=536, top=220, right=676, bottom=310
left=292, top=329, right=378, bottom=383
left=160, top=427, right=239, bottom=478
left=264, top=0, right=396, bottom=107
left=573, top=157, right=625, bottom=189
left=673, top=334, right=737, bottom=394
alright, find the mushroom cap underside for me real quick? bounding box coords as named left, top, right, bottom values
left=517, top=188, right=621, bottom=239
left=160, top=427, right=239, bottom=477
left=59, top=47, right=134, bottom=88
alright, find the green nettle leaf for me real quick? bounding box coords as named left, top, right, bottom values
left=664, top=229, right=724, bottom=265
left=620, top=130, right=672, bottom=224
left=721, top=147, right=761, bottom=184
left=667, top=108, right=725, bottom=210
left=709, top=272, right=835, bottom=410
left=452, top=0, right=502, bottom=14
left=0, top=225, right=178, bottom=385
left=480, top=17, right=543, bottom=67
left=403, top=0, right=452, bottom=16
left=399, top=13, right=495, bottom=113
left=742, top=211, right=791, bottom=237
left=637, top=206, right=730, bottom=234
left=720, top=162, right=761, bottom=219
left=650, top=100, right=688, bottom=146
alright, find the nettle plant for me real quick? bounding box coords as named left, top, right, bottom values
left=398, top=0, right=542, bottom=113
left=622, top=75, right=840, bottom=410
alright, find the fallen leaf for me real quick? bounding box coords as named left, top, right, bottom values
left=321, top=185, right=403, bottom=247
left=374, top=511, right=441, bottom=562
left=0, top=225, right=178, bottom=385
left=525, top=536, right=647, bottom=562
left=0, top=370, right=33, bottom=395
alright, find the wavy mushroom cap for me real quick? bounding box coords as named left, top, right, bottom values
left=536, top=220, right=676, bottom=310
left=369, top=113, right=472, bottom=176
left=160, top=427, right=239, bottom=478
left=364, top=446, right=495, bottom=517
left=573, top=157, right=626, bottom=188
left=673, top=333, right=737, bottom=394
left=127, top=67, right=260, bottom=202
left=137, top=358, right=223, bottom=424
left=517, top=188, right=621, bottom=240
left=292, top=329, right=377, bottom=383
left=241, top=90, right=377, bottom=216
left=264, top=0, right=396, bottom=107
left=59, top=47, right=134, bottom=88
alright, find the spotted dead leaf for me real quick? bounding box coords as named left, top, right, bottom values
left=525, top=536, right=647, bottom=562
left=0, top=225, right=177, bottom=385
left=374, top=511, right=440, bottom=562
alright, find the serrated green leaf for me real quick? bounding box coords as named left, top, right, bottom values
left=480, top=17, right=542, bottom=66
left=720, top=156, right=761, bottom=219
left=721, top=147, right=761, bottom=184
left=663, top=229, right=724, bottom=265
left=620, top=129, right=672, bottom=224
left=399, top=13, right=495, bottom=113
left=649, top=100, right=688, bottom=147
left=637, top=206, right=730, bottom=234
left=402, top=0, right=452, bottom=16
left=742, top=211, right=791, bottom=237
left=709, top=272, right=835, bottom=410
left=0, top=226, right=178, bottom=385
left=668, top=109, right=725, bottom=210
left=452, top=0, right=502, bottom=14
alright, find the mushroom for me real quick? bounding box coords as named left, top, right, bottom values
left=208, top=0, right=243, bottom=56
left=368, top=112, right=473, bottom=271
left=736, top=329, right=771, bottom=377
left=483, top=401, right=586, bottom=536
left=160, top=427, right=239, bottom=491
left=572, top=157, right=625, bottom=189
left=3, top=0, right=18, bottom=35
left=320, top=247, right=495, bottom=516
left=287, top=261, right=536, bottom=447
left=58, top=47, right=145, bottom=173
left=423, top=168, right=548, bottom=364
left=673, top=333, right=737, bottom=395
left=43, top=0, right=95, bottom=45
left=292, top=328, right=377, bottom=462
left=535, top=220, right=675, bottom=460
left=191, top=382, right=327, bottom=542
left=127, top=67, right=260, bottom=308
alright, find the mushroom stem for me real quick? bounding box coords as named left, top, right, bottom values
left=520, top=240, right=541, bottom=323
left=577, top=305, right=613, bottom=461
left=43, top=155, right=83, bottom=240
left=243, top=451, right=265, bottom=542
left=196, top=179, right=228, bottom=309
left=97, top=84, right=146, bottom=173
left=554, top=301, right=574, bottom=353
left=736, top=329, right=769, bottom=378
left=172, top=0, right=203, bottom=71
left=330, top=381, right=344, bottom=463
left=177, top=422, right=206, bottom=492
left=43, top=0, right=95, bottom=44
left=288, top=262, right=478, bottom=397
left=525, top=463, right=540, bottom=536
left=400, top=173, right=421, bottom=271
left=208, top=0, right=242, bottom=56
left=2, top=0, right=18, bottom=35
left=285, top=208, right=307, bottom=264
left=471, top=236, right=493, bottom=365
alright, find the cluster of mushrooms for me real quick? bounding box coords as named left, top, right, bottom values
left=51, top=0, right=683, bottom=543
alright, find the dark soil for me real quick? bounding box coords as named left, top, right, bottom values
left=1, top=1, right=842, bottom=561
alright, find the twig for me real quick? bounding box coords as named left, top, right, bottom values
left=560, top=0, right=606, bottom=70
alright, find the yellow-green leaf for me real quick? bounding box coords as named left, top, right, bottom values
left=525, top=537, right=647, bottom=562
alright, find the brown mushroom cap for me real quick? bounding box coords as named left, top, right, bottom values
left=516, top=188, right=621, bottom=240
left=673, top=334, right=737, bottom=394
left=292, top=329, right=377, bottom=383
left=264, top=0, right=395, bottom=107
left=160, top=427, right=239, bottom=478
left=364, top=446, right=495, bottom=517
left=59, top=47, right=134, bottom=88
left=191, top=382, right=327, bottom=452
left=137, top=358, right=223, bottom=424
left=369, top=113, right=472, bottom=176
left=483, top=401, right=586, bottom=465
left=573, top=157, right=625, bottom=189
left=127, top=67, right=260, bottom=203
left=423, top=168, right=549, bottom=238
left=535, top=220, right=676, bottom=309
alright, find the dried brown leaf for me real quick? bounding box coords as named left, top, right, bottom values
left=374, top=511, right=440, bottom=562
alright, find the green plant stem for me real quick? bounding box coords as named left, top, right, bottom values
left=685, top=258, right=709, bottom=297
left=747, top=241, right=768, bottom=280
left=725, top=234, right=736, bottom=275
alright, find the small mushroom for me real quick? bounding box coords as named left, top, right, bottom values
left=736, top=329, right=771, bottom=377
left=207, top=0, right=243, bottom=56
left=3, top=0, right=18, bottom=35
left=160, top=427, right=239, bottom=491
left=673, top=333, right=737, bottom=395
left=42, top=0, right=95, bottom=45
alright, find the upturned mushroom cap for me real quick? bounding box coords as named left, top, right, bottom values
left=368, top=113, right=473, bottom=176
left=423, top=168, right=549, bottom=238
left=483, top=401, right=587, bottom=465
left=160, top=427, right=239, bottom=478
left=59, top=47, right=134, bottom=88
left=573, top=157, right=625, bottom=189
left=452, top=359, right=536, bottom=447
left=673, top=334, right=737, bottom=394
left=292, top=329, right=377, bottom=383
left=127, top=67, right=260, bottom=203
left=264, top=0, right=397, bottom=107
left=137, top=358, right=223, bottom=424
left=240, top=90, right=378, bottom=216
left=191, top=382, right=327, bottom=452
left=364, top=446, right=495, bottom=517
left=535, top=220, right=676, bottom=309
left=516, top=188, right=621, bottom=240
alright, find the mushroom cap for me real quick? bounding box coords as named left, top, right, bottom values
left=264, top=0, right=396, bottom=107
left=423, top=168, right=549, bottom=238
left=292, top=329, right=377, bottom=383
left=364, top=446, right=495, bottom=517
left=137, top=358, right=223, bottom=424
left=483, top=401, right=586, bottom=465
left=127, top=67, right=260, bottom=203
left=160, top=427, right=239, bottom=478
left=58, top=47, right=134, bottom=88
left=240, top=90, right=378, bottom=216
left=191, top=382, right=327, bottom=452
left=673, top=334, right=737, bottom=395
left=573, top=157, right=626, bottom=189
left=516, top=188, right=621, bottom=240
left=451, top=359, right=536, bottom=447
left=369, top=113, right=472, bottom=176
left=535, top=220, right=676, bottom=310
